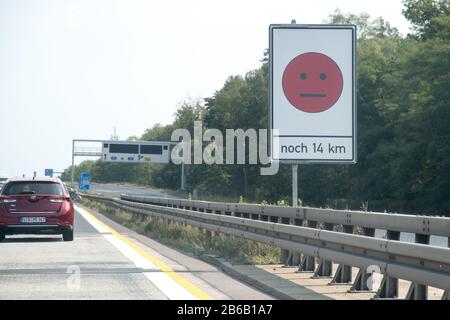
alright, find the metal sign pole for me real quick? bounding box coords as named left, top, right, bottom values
left=71, top=140, right=75, bottom=187
left=292, top=164, right=298, bottom=207
left=280, top=163, right=300, bottom=267
left=180, top=161, right=186, bottom=191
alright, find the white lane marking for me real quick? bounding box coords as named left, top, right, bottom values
left=76, top=206, right=197, bottom=300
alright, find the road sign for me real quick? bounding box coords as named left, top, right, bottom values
left=44, top=169, right=54, bottom=177
left=269, top=24, right=356, bottom=163
left=79, top=172, right=91, bottom=190
left=101, top=140, right=171, bottom=164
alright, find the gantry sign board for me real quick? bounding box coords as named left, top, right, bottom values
left=269, top=24, right=356, bottom=163
left=102, top=140, right=171, bottom=164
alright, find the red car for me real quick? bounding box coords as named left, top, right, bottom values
left=0, top=177, right=74, bottom=242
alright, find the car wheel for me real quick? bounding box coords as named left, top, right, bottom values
left=0, top=231, right=5, bottom=242
left=62, top=229, right=74, bottom=242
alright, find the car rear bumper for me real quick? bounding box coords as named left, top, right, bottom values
left=0, top=224, right=72, bottom=235
left=0, top=211, right=74, bottom=232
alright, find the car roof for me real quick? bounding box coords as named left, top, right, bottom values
left=5, top=177, right=62, bottom=183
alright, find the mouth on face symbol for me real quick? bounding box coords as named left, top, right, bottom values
left=282, top=52, right=343, bottom=113
left=300, top=93, right=327, bottom=97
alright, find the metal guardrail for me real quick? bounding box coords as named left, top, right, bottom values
left=82, top=193, right=450, bottom=300
left=120, top=195, right=450, bottom=238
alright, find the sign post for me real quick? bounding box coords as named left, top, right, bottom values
left=269, top=23, right=357, bottom=267
left=292, top=164, right=298, bottom=207
left=181, top=161, right=186, bottom=191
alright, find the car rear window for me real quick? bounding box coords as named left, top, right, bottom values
left=2, top=182, right=64, bottom=196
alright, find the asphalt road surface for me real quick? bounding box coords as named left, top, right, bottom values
left=88, top=183, right=176, bottom=198
left=0, top=205, right=272, bottom=300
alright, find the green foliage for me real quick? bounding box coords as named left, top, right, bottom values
left=327, top=9, right=401, bottom=39
left=276, top=199, right=289, bottom=206
left=402, top=0, right=450, bottom=39
left=62, top=160, right=152, bottom=185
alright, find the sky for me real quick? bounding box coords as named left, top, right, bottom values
left=0, top=0, right=412, bottom=178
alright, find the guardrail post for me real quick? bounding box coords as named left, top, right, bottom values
left=313, top=222, right=334, bottom=278
left=291, top=218, right=303, bottom=266
left=269, top=216, right=282, bottom=263
left=281, top=217, right=297, bottom=266
left=348, top=226, right=376, bottom=292
left=405, top=233, right=430, bottom=300
left=297, top=220, right=317, bottom=272
left=375, top=230, right=400, bottom=299
left=291, top=247, right=301, bottom=266
left=330, top=224, right=354, bottom=284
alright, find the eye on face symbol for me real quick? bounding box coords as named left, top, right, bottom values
left=282, top=52, right=343, bottom=113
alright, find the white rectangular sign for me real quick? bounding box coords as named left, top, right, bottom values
left=102, top=140, right=171, bottom=164
left=269, top=24, right=356, bottom=163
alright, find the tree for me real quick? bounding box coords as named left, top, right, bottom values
left=402, top=0, right=450, bottom=39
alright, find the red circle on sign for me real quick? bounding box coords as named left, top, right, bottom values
left=282, top=52, right=343, bottom=113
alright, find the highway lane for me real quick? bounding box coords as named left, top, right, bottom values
left=0, top=206, right=272, bottom=300
left=88, top=183, right=176, bottom=198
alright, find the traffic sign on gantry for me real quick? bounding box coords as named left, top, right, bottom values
left=102, top=140, right=171, bottom=164
left=269, top=24, right=356, bottom=163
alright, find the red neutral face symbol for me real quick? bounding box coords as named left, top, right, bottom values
left=282, top=52, right=343, bottom=113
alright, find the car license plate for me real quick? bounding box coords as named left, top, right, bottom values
left=20, top=217, right=47, bottom=224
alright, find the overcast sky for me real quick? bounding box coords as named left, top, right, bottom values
left=0, top=0, right=412, bottom=178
